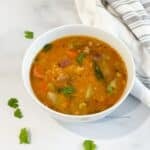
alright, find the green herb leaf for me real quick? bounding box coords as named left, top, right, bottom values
left=42, top=43, right=53, bottom=52
left=83, top=140, right=97, bottom=150
left=24, top=31, right=34, bottom=39
left=93, top=61, right=104, bottom=80
left=14, top=108, right=23, bottom=119
left=76, top=52, right=86, bottom=65
left=58, top=86, right=75, bottom=96
left=19, top=128, right=30, bottom=144
left=107, top=79, right=117, bottom=94
left=8, top=98, right=19, bottom=108
left=107, top=85, right=114, bottom=94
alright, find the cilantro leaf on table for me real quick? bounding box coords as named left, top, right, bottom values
left=19, top=128, right=30, bottom=144
left=24, top=31, right=34, bottom=39
left=8, top=98, right=19, bottom=108
left=83, top=140, right=97, bottom=150
left=14, top=108, right=23, bottom=119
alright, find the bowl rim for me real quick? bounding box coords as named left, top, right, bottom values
left=22, top=24, right=135, bottom=119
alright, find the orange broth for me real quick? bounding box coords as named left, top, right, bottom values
left=30, top=36, right=127, bottom=115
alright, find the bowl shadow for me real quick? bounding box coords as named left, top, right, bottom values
left=56, top=95, right=150, bottom=139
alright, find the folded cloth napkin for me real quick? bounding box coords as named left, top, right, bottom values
left=75, top=0, right=150, bottom=106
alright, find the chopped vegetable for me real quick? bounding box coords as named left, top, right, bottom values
left=85, top=85, right=93, bottom=99
left=92, top=52, right=101, bottom=61
left=58, top=58, right=71, bottom=68
left=107, top=79, right=117, bottom=94
left=69, top=40, right=84, bottom=49
left=42, top=43, right=53, bottom=52
left=48, top=83, right=55, bottom=92
left=75, top=66, right=84, bottom=75
left=66, top=50, right=78, bottom=59
left=56, top=73, right=69, bottom=81
left=32, top=65, right=44, bottom=79
left=19, top=128, right=30, bottom=144
left=24, top=31, right=34, bottom=39
left=58, top=86, right=75, bottom=96
left=79, top=102, right=87, bottom=109
left=76, top=52, right=86, bottom=65
left=93, top=61, right=104, bottom=80
left=39, top=81, right=48, bottom=93
left=47, top=92, right=57, bottom=103
left=14, top=108, right=23, bottom=119
left=83, top=140, right=97, bottom=150
left=116, top=72, right=121, bottom=77
left=8, top=98, right=19, bottom=108
left=83, top=46, right=90, bottom=54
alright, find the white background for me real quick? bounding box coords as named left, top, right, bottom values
left=0, top=0, right=150, bottom=149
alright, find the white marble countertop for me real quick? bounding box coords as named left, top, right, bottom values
left=0, top=0, right=150, bottom=149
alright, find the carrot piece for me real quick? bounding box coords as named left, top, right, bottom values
left=32, top=65, right=44, bottom=79
left=66, top=50, right=78, bottom=59
left=39, top=81, right=48, bottom=93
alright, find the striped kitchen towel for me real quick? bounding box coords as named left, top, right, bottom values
left=106, top=0, right=150, bottom=87
left=75, top=0, right=150, bottom=106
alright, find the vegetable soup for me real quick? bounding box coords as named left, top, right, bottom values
left=30, top=36, right=127, bottom=115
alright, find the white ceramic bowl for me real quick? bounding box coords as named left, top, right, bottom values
left=22, top=24, right=135, bottom=122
